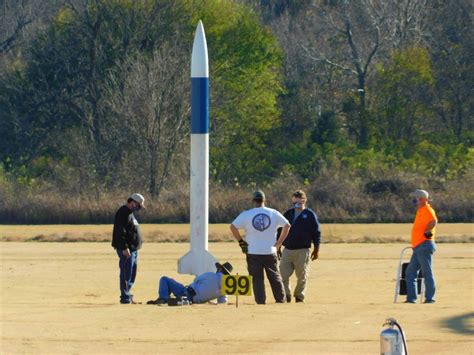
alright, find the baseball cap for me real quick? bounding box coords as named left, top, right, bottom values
left=410, top=189, right=429, bottom=199
left=215, top=262, right=233, bottom=275
left=252, top=190, right=266, bottom=201
left=130, top=193, right=145, bottom=208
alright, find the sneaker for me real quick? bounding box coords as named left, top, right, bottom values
left=120, top=295, right=133, bottom=304
left=424, top=299, right=436, bottom=304
left=146, top=298, right=167, bottom=305
left=403, top=300, right=416, bottom=304
left=167, top=298, right=180, bottom=306
left=295, top=297, right=304, bottom=303
left=120, top=298, right=134, bottom=304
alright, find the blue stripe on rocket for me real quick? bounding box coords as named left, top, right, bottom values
left=191, top=78, right=209, bottom=134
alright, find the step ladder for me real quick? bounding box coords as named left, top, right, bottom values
left=394, top=246, right=425, bottom=303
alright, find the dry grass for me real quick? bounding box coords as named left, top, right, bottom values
left=0, top=223, right=472, bottom=243
left=1, top=169, right=473, bottom=224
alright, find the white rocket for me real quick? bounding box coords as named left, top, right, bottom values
left=178, top=21, right=217, bottom=275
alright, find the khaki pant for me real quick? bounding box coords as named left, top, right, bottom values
left=279, top=248, right=311, bottom=301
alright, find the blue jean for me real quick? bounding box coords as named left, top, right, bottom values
left=406, top=241, right=436, bottom=302
left=158, top=276, right=192, bottom=300
left=116, top=249, right=138, bottom=303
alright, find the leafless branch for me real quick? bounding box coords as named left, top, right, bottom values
left=300, top=44, right=356, bottom=74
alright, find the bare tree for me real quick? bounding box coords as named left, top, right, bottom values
left=387, top=0, right=429, bottom=48
left=107, top=44, right=190, bottom=198
left=276, top=0, right=430, bottom=147
left=0, top=0, right=67, bottom=54
left=295, top=1, right=389, bottom=146
left=425, top=0, right=473, bottom=141
left=259, top=0, right=437, bottom=152
left=0, top=0, right=65, bottom=74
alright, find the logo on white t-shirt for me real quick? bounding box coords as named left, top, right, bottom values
left=252, top=213, right=271, bottom=232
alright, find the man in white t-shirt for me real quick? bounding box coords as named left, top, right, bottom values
left=230, top=190, right=290, bottom=304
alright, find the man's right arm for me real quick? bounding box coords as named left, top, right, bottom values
left=230, top=224, right=242, bottom=241
left=275, top=223, right=290, bottom=249
left=230, top=224, right=248, bottom=254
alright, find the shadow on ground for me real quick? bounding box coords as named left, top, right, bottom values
left=441, top=312, right=474, bottom=335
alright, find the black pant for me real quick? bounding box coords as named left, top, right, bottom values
left=247, top=253, right=286, bottom=304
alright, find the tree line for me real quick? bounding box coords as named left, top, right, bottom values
left=0, top=0, right=472, bottom=223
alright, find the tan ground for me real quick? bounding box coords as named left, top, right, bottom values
left=1, top=241, right=473, bottom=354
left=1, top=223, right=472, bottom=242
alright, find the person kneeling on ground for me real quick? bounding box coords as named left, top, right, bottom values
left=147, top=262, right=233, bottom=305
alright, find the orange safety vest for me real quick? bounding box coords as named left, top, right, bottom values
left=411, top=203, right=437, bottom=248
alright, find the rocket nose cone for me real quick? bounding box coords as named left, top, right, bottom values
left=196, top=20, right=204, bottom=35
left=191, top=20, right=209, bottom=78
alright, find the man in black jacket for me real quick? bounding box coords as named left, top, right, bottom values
left=112, top=193, right=145, bottom=304
left=278, top=190, right=321, bottom=303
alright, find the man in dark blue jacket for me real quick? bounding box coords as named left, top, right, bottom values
left=278, top=190, right=321, bottom=303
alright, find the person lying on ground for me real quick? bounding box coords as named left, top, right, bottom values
left=147, top=261, right=233, bottom=305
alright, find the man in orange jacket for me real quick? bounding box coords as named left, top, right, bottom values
left=405, top=189, right=438, bottom=304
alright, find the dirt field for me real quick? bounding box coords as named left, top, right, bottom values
left=1, top=223, right=472, bottom=242
left=1, top=241, right=473, bottom=354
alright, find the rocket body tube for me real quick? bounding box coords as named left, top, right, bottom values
left=178, top=21, right=216, bottom=275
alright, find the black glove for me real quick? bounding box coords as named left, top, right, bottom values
left=424, top=231, right=433, bottom=238
left=238, top=239, right=248, bottom=254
